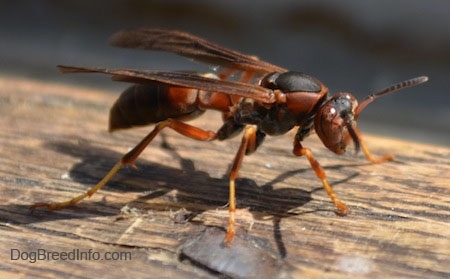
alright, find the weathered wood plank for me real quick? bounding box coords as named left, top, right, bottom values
left=1, top=75, right=449, bottom=278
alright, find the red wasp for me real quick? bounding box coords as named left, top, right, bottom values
left=33, top=28, right=428, bottom=245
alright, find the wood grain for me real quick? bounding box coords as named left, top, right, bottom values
left=1, top=75, right=449, bottom=278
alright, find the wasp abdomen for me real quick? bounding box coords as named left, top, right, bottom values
left=109, top=84, right=205, bottom=131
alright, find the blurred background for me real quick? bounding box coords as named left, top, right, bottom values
left=1, top=0, right=449, bottom=146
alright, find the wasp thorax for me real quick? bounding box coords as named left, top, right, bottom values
left=260, top=71, right=322, bottom=93
left=314, top=93, right=359, bottom=154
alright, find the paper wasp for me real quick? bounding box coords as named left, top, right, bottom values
left=33, top=28, right=428, bottom=245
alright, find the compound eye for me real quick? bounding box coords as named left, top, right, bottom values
left=314, top=100, right=348, bottom=154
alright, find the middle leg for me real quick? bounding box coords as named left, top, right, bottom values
left=223, top=125, right=258, bottom=245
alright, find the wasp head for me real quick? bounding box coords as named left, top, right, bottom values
left=314, top=76, right=428, bottom=155
left=314, top=93, right=360, bottom=155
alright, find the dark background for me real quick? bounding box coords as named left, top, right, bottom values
left=1, top=0, right=449, bottom=146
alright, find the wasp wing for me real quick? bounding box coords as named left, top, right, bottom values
left=57, top=65, right=276, bottom=104
left=109, top=28, right=286, bottom=74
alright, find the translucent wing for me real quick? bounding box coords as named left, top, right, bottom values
left=57, top=65, right=276, bottom=104
left=109, top=28, right=286, bottom=74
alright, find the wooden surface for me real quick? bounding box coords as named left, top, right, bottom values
left=0, top=75, right=449, bottom=278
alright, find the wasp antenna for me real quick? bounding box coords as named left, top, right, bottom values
left=355, top=76, right=428, bottom=117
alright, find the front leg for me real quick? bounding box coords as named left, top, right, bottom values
left=293, top=140, right=349, bottom=215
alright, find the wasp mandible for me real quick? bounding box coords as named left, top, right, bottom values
left=33, top=28, right=428, bottom=245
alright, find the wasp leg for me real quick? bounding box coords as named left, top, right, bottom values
left=352, top=126, right=393, bottom=164
left=121, top=119, right=217, bottom=165
left=31, top=119, right=217, bottom=211
left=360, top=141, right=394, bottom=163
left=31, top=161, right=123, bottom=211
left=293, top=141, right=349, bottom=216
left=224, top=125, right=258, bottom=246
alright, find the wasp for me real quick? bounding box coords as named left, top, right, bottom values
left=33, top=28, right=428, bottom=245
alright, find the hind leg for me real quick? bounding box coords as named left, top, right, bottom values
left=32, top=119, right=216, bottom=211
